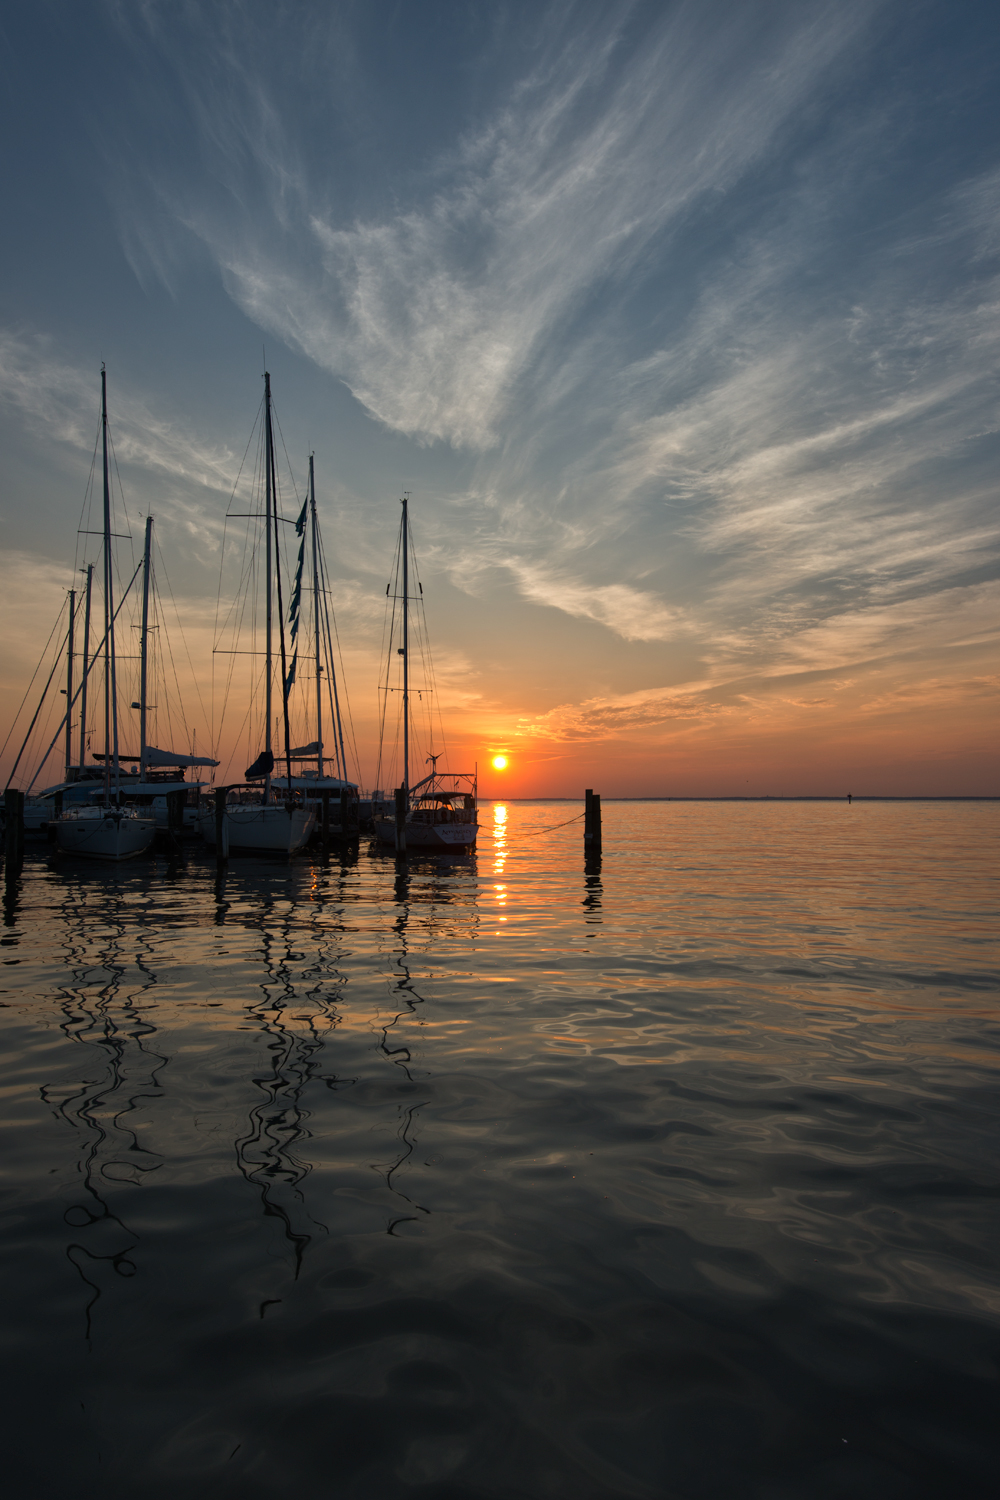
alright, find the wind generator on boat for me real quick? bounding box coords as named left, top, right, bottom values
left=371, top=495, right=477, bottom=853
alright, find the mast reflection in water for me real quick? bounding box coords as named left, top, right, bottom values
left=1, top=799, right=997, bottom=1498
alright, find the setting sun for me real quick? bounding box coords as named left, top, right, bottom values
left=491, top=755, right=508, bottom=770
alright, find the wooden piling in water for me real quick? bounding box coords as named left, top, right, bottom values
left=395, top=786, right=407, bottom=855
left=214, top=787, right=229, bottom=862
left=584, top=788, right=602, bottom=854
left=160, top=789, right=186, bottom=860
left=321, top=789, right=331, bottom=854
left=167, top=789, right=185, bottom=835
left=4, top=789, right=24, bottom=874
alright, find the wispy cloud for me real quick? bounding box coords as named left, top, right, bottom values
left=450, top=157, right=1000, bottom=655
left=126, top=2, right=876, bottom=451
left=94, top=2, right=1000, bottom=724
left=0, top=330, right=238, bottom=495
left=502, top=559, right=690, bottom=642
left=0, top=549, right=77, bottom=683
left=516, top=577, right=1000, bottom=744
left=0, top=329, right=242, bottom=554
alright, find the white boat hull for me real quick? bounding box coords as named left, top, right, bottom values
left=373, top=816, right=477, bottom=851
left=199, top=803, right=315, bottom=854
left=55, top=809, right=157, bottom=860
left=21, top=799, right=52, bottom=838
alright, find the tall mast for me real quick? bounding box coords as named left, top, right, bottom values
left=78, top=564, right=93, bottom=770
left=309, top=453, right=323, bottom=778
left=139, top=515, right=153, bottom=783
left=266, top=375, right=294, bottom=793
left=263, top=372, right=274, bottom=803
left=100, top=364, right=120, bottom=803
left=64, top=589, right=75, bottom=779
left=401, top=492, right=409, bottom=802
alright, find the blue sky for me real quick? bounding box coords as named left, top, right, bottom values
left=1, top=1, right=997, bottom=794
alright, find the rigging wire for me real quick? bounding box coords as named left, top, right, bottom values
left=0, top=602, right=69, bottom=768
left=315, top=523, right=362, bottom=783
left=153, top=538, right=211, bottom=751
left=214, top=408, right=267, bottom=769
left=374, top=518, right=405, bottom=793
left=271, top=404, right=302, bottom=512
left=25, top=560, right=144, bottom=794
left=212, top=393, right=264, bottom=768
left=405, top=511, right=450, bottom=771
left=106, top=424, right=136, bottom=577
left=211, top=387, right=306, bottom=782
left=72, top=420, right=101, bottom=578
left=4, top=621, right=71, bottom=790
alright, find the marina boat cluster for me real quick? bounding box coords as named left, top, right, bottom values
left=3, top=369, right=477, bottom=860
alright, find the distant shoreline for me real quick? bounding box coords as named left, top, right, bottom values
left=484, top=796, right=999, bottom=803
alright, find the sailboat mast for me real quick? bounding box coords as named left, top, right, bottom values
left=264, top=376, right=294, bottom=794
left=310, top=453, right=323, bottom=778
left=78, top=564, right=93, bottom=771
left=64, top=589, right=75, bottom=780
left=264, top=372, right=274, bottom=803
left=100, top=365, right=119, bottom=803
left=402, top=493, right=409, bottom=801
left=139, top=515, right=153, bottom=782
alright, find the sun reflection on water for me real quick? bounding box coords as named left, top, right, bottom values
left=492, top=803, right=509, bottom=933
left=493, top=803, right=507, bottom=879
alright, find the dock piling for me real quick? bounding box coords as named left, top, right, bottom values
left=163, top=789, right=185, bottom=859
left=584, top=788, right=602, bottom=854
left=394, top=786, right=407, bottom=855
left=167, top=789, right=185, bottom=835
left=4, top=789, right=24, bottom=874
left=214, top=787, right=229, bottom=862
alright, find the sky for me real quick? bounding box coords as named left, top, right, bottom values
left=0, top=0, right=997, bottom=797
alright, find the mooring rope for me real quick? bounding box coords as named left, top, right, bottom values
left=513, top=812, right=586, bottom=837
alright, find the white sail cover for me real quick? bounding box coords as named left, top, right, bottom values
left=144, top=747, right=220, bottom=768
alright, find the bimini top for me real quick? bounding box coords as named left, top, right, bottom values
left=270, top=775, right=359, bottom=792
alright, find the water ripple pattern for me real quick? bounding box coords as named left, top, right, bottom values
left=0, top=800, right=997, bottom=1497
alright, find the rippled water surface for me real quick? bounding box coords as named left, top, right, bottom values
left=1, top=800, right=998, bottom=1498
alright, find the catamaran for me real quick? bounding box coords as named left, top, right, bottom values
left=371, top=495, right=477, bottom=853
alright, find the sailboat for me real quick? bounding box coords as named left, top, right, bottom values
left=269, top=453, right=360, bottom=837
left=54, top=368, right=157, bottom=860
left=199, top=371, right=315, bottom=855
left=371, top=495, right=478, bottom=852
left=29, top=518, right=218, bottom=833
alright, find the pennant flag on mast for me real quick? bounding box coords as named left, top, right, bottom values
left=285, top=495, right=309, bottom=695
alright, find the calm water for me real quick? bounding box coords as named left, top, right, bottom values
left=1, top=800, right=997, bottom=1498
